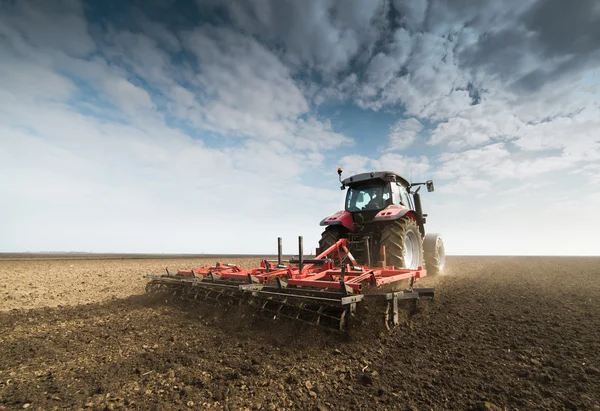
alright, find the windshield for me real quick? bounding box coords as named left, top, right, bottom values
left=346, top=184, right=391, bottom=211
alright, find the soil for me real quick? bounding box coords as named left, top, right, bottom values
left=1, top=256, right=600, bottom=410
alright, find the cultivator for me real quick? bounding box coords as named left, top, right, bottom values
left=144, top=236, right=434, bottom=332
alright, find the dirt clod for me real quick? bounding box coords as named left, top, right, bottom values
left=358, top=373, right=373, bottom=386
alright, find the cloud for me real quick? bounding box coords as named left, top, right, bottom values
left=387, top=118, right=423, bottom=151
left=339, top=153, right=430, bottom=183
left=0, top=0, right=357, bottom=254
left=1, top=0, right=599, bottom=256
left=218, top=0, right=386, bottom=76
left=129, top=7, right=182, bottom=52
left=571, top=163, right=600, bottom=188
left=103, top=78, right=156, bottom=113
left=279, top=0, right=600, bottom=165
left=102, top=29, right=179, bottom=88
left=435, top=143, right=510, bottom=181
left=0, top=0, right=95, bottom=57
left=460, top=0, right=600, bottom=92
left=177, top=26, right=352, bottom=151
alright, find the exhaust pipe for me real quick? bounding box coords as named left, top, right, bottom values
left=413, top=192, right=425, bottom=237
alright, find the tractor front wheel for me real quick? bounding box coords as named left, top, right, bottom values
left=423, top=233, right=446, bottom=277
left=379, top=217, right=424, bottom=269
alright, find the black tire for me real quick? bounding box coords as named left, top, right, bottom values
left=423, top=233, right=446, bottom=277
left=379, top=217, right=424, bottom=269
left=318, top=225, right=346, bottom=254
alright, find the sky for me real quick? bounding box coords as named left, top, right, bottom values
left=1, top=0, right=599, bottom=256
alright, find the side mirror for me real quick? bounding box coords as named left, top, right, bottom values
left=357, top=192, right=365, bottom=203
left=426, top=180, right=434, bottom=192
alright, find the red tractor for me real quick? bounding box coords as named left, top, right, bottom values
left=318, top=169, right=445, bottom=276
left=143, top=169, right=444, bottom=331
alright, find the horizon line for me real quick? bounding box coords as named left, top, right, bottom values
left=1, top=252, right=599, bottom=259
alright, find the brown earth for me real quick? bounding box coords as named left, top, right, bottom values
left=1, top=256, right=600, bottom=410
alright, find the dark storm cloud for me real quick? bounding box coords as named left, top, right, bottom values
left=202, top=0, right=599, bottom=101
left=523, top=0, right=600, bottom=58
left=197, top=0, right=387, bottom=76
left=385, top=0, right=600, bottom=94
left=514, top=0, right=600, bottom=90
left=454, top=0, right=600, bottom=91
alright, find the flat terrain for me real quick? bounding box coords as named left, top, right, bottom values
left=1, top=256, right=599, bottom=410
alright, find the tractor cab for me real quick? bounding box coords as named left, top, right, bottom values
left=341, top=171, right=414, bottom=224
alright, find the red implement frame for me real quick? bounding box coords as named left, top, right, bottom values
left=174, top=238, right=427, bottom=294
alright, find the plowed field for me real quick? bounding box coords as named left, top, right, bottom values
left=1, top=256, right=600, bottom=410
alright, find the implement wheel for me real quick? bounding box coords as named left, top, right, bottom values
left=379, top=216, right=424, bottom=269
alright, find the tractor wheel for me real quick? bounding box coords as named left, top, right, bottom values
left=423, top=233, right=446, bottom=277
left=379, top=216, right=424, bottom=269
left=318, top=225, right=345, bottom=254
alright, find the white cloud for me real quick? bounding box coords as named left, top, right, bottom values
left=338, top=155, right=372, bottom=177
left=178, top=26, right=352, bottom=152
left=0, top=57, right=76, bottom=103
left=573, top=163, right=600, bottom=187
left=102, top=78, right=156, bottom=114
left=436, top=176, right=493, bottom=194
left=435, top=143, right=510, bottom=180
left=356, top=31, right=472, bottom=118
left=339, top=153, right=430, bottom=183
left=184, top=27, right=308, bottom=119
left=103, top=29, right=179, bottom=88
left=388, top=117, right=423, bottom=151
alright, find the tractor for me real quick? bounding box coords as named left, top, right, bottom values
left=143, top=168, right=445, bottom=331
left=317, top=169, right=445, bottom=276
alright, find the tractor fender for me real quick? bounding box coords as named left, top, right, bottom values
left=319, top=210, right=354, bottom=231
left=372, top=205, right=413, bottom=222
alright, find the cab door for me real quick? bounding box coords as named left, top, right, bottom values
left=399, top=184, right=413, bottom=210
left=390, top=182, right=402, bottom=206
left=391, top=182, right=413, bottom=209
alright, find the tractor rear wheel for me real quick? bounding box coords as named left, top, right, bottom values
left=318, top=225, right=346, bottom=254
left=379, top=217, right=424, bottom=269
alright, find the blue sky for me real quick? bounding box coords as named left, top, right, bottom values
left=1, top=0, right=599, bottom=255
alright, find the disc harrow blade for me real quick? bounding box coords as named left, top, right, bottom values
left=247, top=296, right=348, bottom=332
left=145, top=279, right=245, bottom=305
left=145, top=279, right=350, bottom=332
left=184, top=284, right=242, bottom=304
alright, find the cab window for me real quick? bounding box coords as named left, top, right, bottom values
left=346, top=184, right=391, bottom=211
left=390, top=183, right=401, bottom=205
left=399, top=184, right=411, bottom=207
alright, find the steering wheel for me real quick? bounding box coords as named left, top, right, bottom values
left=364, top=201, right=379, bottom=210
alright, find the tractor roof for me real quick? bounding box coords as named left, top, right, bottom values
left=342, top=171, right=410, bottom=187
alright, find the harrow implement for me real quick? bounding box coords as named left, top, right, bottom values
left=144, top=236, right=435, bottom=332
